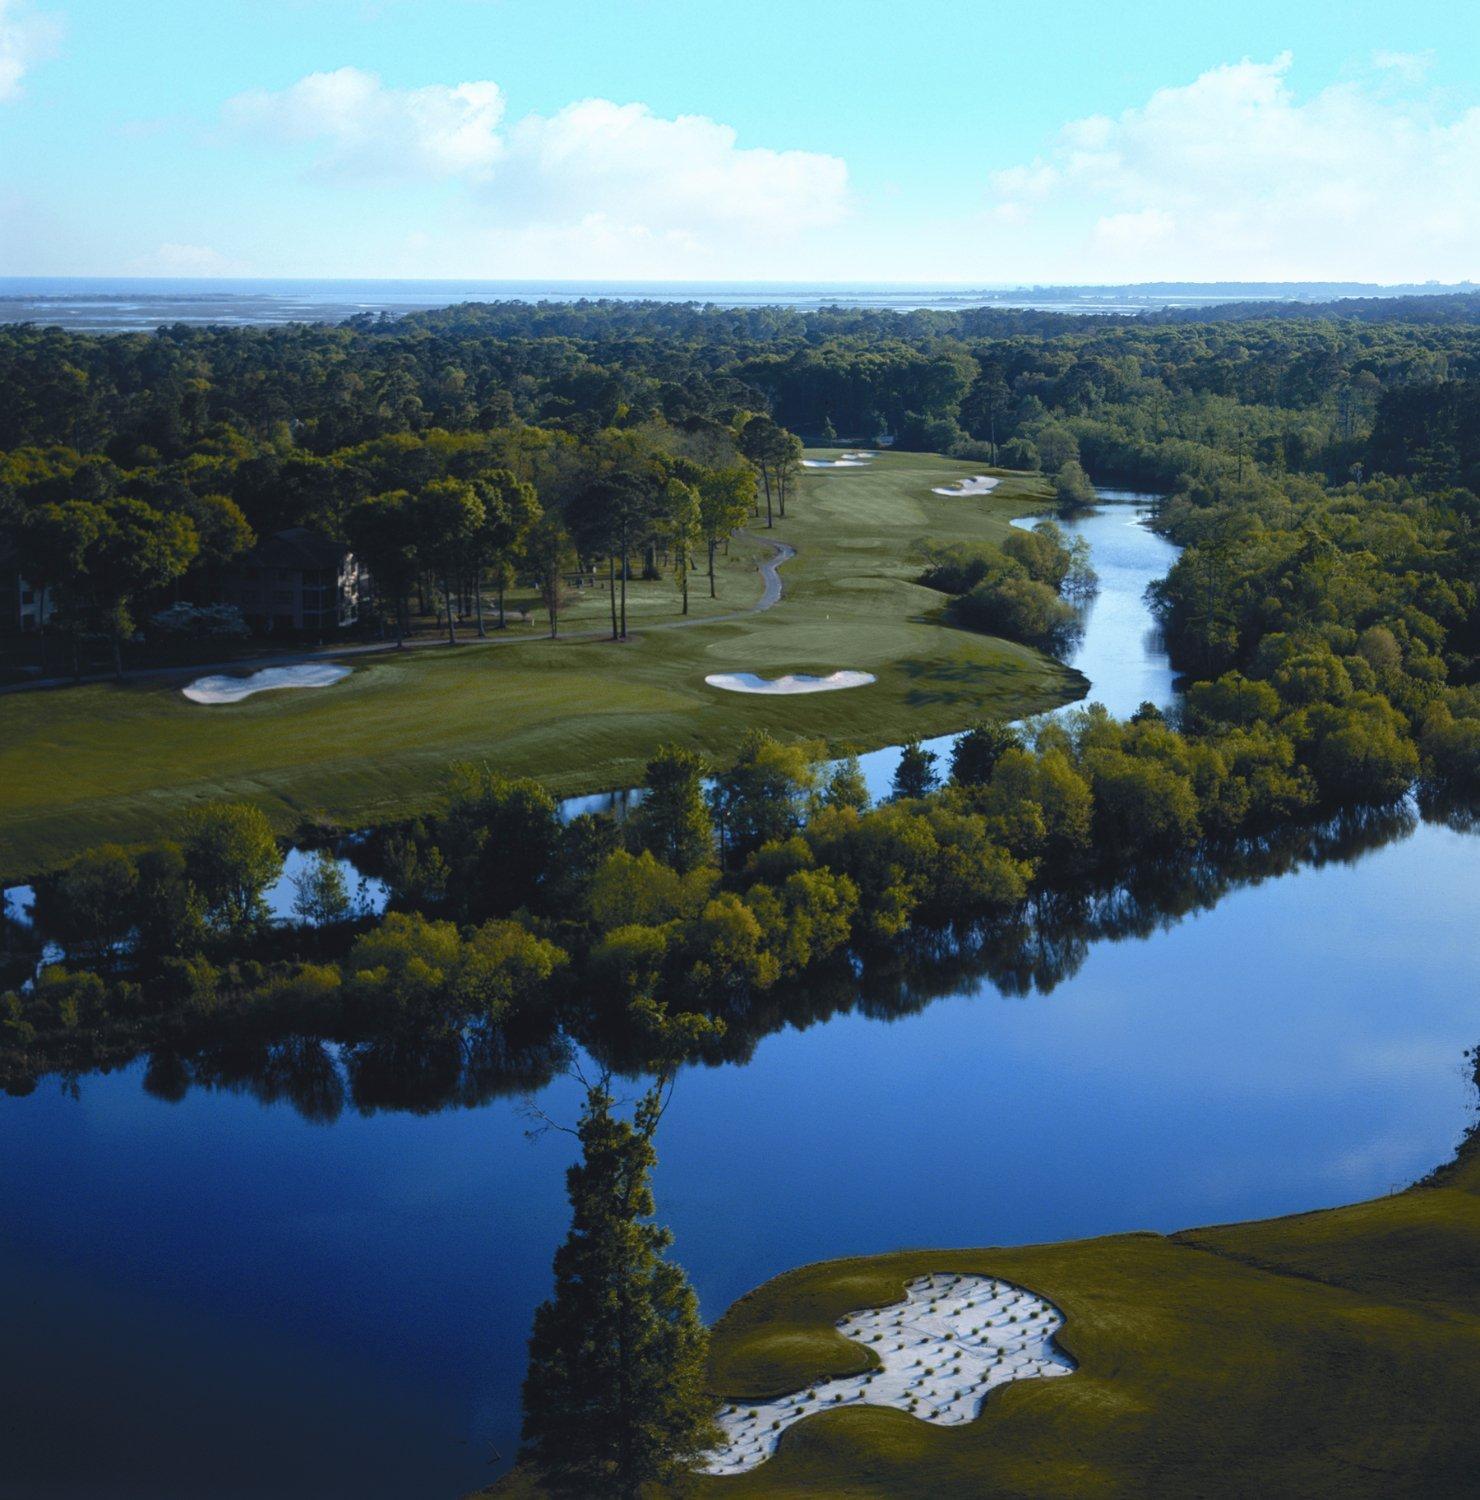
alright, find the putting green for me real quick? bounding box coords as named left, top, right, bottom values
left=0, top=452, right=1077, bottom=879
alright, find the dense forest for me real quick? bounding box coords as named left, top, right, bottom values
left=5, top=294, right=1480, bottom=471
left=4, top=296, right=1479, bottom=675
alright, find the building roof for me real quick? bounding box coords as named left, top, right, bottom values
left=243, top=527, right=348, bottom=572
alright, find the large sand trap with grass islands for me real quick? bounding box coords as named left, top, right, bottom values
left=704, top=670, right=875, bottom=695
left=932, top=474, right=1000, bottom=496
left=182, top=663, right=351, bottom=704
left=704, top=1273, right=1073, bottom=1476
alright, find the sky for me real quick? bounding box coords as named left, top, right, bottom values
left=2, top=0, right=1479, bottom=284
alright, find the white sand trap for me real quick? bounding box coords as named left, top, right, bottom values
left=703, top=1273, right=1074, bottom=1475
left=182, top=663, right=351, bottom=704
left=802, top=457, right=872, bottom=468
left=932, top=474, right=1000, bottom=496
left=705, top=670, right=875, bottom=695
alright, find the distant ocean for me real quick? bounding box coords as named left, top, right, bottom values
left=3, top=278, right=1473, bottom=334
left=0, top=277, right=1410, bottom=334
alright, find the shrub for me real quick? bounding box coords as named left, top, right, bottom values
left=43, top=844, right=139, bottom=963
left=948, top=576, right=1079, bottom=652
left=918, top=542, right=1020, bottom=596
left=183, top=801, right=282, bottom=936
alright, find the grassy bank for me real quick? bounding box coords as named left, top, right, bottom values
left=686, top=1133, right=1480, bottom=1497
left=486, top=1125, right=1480, bottom=1499
left=0, top=453, right=1075, bottom=880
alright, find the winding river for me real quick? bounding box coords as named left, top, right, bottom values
left=1, top=496, right=1476, bottom=1499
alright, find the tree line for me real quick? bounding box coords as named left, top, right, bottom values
left=11, top=297, right=1480, bottom=675
left=8, top=299, right=1480, bottom=677
left=0, top=410, right=812, bottom=673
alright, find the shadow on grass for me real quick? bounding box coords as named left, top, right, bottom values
left=897, top=657, right=1044, bottom=707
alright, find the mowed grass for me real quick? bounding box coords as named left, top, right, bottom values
left=682, top=1143, right=1480, bottom=1499
left=0, top=452, right=1077, bottom=880
left=486, top=1138, right=1480, bottom=1500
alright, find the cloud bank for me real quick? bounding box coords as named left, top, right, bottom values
left=223, top=68, right=849, bottom=273
left=986, top=54, right=1480, bottom=281
left=224, top=68, right=506, bottom=180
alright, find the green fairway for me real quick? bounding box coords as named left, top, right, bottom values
left=679, top=1138, right=1480, bottom=1498
left=0, top=452, right=1078, bottom=880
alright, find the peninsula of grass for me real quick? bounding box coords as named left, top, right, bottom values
left=685, top=1135, right=1480, bottom=1498
left=486, top=1127, right=1480, bottom=1499
left=0, top=453, right=1074, bottom=880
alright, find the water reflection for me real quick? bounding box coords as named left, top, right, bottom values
left=27, top=797, right=1433, bottom=1120
left=6, top=801, right=1472, bottom=1499
left=142, top=1031, right=572, bottom=1124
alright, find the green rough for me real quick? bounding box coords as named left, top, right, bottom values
left=683, top=1140, right=1480, bottom=1498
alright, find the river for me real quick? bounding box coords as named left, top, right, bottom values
left=1, top=496, right=1475, bottom=1499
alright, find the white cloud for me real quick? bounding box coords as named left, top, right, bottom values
left=986, top=53, right=1480, bottom=281
left=1371, top=49, right=1433, bottom=84
left=0, top=0, right=61, bottom=102
left=1092, top=208, right=1175, bottom=254
left=493, top=98, right=848, bottom=236
left=222, top=69, right=849, bottom=269
left=130, top=242, right=246, bottom=275
left=989, top=161, right=1058, bottom=201
left=224, top=67, right=505, bottom=180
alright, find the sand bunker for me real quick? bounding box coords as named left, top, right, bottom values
left=705, top=670, right=875, bottom=695
left=932, top=474, right=1000, bottom=496
left=703, top=1273, right=1073, bottom=1475
left=182, top=663, right=351, bottom=704
left=803, top=451, right=876, bottom=469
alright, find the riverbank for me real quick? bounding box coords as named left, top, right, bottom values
left=0, top=453, right=1074, bottom=881
left=487, top=1109, right=1480, bottom=1498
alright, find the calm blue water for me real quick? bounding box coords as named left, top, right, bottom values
left=862, top=495, right=1179, bottom=796
left=0, top=501, right=1475, bottom=1499
left=1032, top=494, right=1181, bottom=717
left=0, top=278, right=1325, bottom=333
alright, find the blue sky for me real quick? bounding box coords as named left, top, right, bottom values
left=3, top=0, right=1478, bottom=281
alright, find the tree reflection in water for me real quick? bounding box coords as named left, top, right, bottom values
left=138, top=1029, right=572, bottom=1123
left=11, top=797, right=1466, bottom=1121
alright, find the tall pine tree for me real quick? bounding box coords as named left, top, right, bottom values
left=891, top=739, right=939, bottom=800
left=521, top=1080, right=720, bottom=1497
left=630, top=744, right=713, bottom=874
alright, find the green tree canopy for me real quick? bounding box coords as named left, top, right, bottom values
left=521, top=1079, right=720, bottom=1497
left=630, top=744, right=713, bottom=874
left=183, top=801, right=282, bottom=936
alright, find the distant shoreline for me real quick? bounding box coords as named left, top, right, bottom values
left=3, top=276, right=1476, bottom=333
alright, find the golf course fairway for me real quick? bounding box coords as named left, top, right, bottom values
left=0, top=453, right=1076, bottom=879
